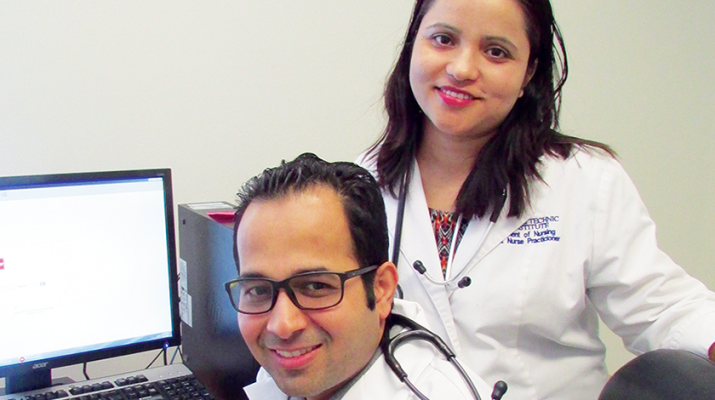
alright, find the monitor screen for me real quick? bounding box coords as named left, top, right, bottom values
left=0, top=169, right=180, bottom=394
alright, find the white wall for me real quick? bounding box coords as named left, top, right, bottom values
left=1, top=0, right=713, bottom=385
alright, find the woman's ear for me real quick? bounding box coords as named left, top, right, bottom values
left=372, top=261, right=398, bottom=320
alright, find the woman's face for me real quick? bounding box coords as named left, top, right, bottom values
left=409, top=0, right=534, bottom=140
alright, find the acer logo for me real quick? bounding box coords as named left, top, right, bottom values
left=32, top=362, right=49, bottom=369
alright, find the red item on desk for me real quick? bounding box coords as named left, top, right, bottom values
left=207, top=211, right=236, bottom=224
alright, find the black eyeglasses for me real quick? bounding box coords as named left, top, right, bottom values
left=224, top=265, right=379, bottom=315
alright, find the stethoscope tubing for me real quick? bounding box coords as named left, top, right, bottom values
left=391, top=164, right=410, bottom=267
left=382, top=314, right=482, bottom=400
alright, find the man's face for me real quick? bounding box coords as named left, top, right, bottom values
left=236, top=185, right=385, bottom=400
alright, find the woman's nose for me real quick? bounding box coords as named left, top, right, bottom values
left=446, top=47, right=480, bottom=83
left=266, top=290, right=308, bottom=340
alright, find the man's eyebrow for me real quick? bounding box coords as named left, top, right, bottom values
left=294, top=266, right=329, bottom=274
left=238, top=272, right=267, bottom=279
left=238, top=266, right=329, bottom=279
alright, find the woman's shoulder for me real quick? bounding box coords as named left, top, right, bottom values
left=534, top=145, right=633, bottom=201
left=541, top=145, right=623, bottom=177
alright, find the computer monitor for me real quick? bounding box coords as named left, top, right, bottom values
left=0, top=169, right=181, bottom=394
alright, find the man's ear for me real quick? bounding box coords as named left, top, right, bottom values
left=372, top=261, right=398, bottom=320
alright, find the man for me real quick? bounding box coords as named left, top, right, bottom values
left=225, top=153, right=494, bottom=400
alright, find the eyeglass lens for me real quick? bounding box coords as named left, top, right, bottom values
left=230, top=273, right=344, bottom=314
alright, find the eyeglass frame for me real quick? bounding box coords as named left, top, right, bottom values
left=224, top=265, right=379, bottom=315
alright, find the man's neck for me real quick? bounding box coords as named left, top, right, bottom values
left=300, top=347, right=383, bottom=400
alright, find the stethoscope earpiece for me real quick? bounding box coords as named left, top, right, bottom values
left=413, top=260, right=427, bottom=274
left=491, top=381, right=508, bottom=400
left=413, top=260, right=473, bottom=290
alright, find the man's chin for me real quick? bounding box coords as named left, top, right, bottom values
left=273, top=376, right=333, bottom=400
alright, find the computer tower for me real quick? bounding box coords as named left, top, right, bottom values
left=178, top=203, right=260, bottom=400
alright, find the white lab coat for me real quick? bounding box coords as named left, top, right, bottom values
left=358, top=148, right=715, bottom=400
left=243, top=299, right=493, bottom=400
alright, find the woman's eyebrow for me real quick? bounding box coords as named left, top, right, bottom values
left=423, top=23, right=519, bottom=51
left=424, top=22, right=461, bottom=33
left=483, top=35, right=518, bottom=50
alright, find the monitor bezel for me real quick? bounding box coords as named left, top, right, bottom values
left=0, top=168, right=181, bottom=392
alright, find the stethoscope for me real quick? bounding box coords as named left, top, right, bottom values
left=392, top=168, right=506, bottom=294
left=382, top=313, right=507, bottom=400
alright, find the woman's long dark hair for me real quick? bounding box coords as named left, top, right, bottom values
left=367, top=0, right=613, bottom=219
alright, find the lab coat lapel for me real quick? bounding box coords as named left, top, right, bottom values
left=450, top=194, right=531, bottom=278
left=472, top=158, right=560, bottom=263
left=384, top=161, right=440, bottom=278
left=477, top=200, right=530, bottom=264
left=387, top=160, right=462, bottom=351
left=460, top=157, right=554, bottom=266
left=401, top=162, right=443, bottom=278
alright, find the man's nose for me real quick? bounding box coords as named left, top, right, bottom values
left=266, top=290, right=308, bottom=340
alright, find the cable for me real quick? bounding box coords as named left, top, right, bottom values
left=170, top=346, right=180, bottom=364
left=145, top=349, right=164, bottom=369
left=83, top=362, right=90, bottom=380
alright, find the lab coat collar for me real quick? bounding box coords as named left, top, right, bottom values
left=243, top=371, right=288, bottom=400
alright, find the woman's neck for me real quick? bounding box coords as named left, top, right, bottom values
left=417, top=120, right=494, bottom=211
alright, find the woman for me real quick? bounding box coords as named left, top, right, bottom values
left=358, top=0, right=715, bottom=399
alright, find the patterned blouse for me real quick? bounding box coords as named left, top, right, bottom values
left=429, top=209, right=470, bottom=278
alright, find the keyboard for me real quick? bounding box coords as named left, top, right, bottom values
left=0, top=364, right=215, bottom=400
